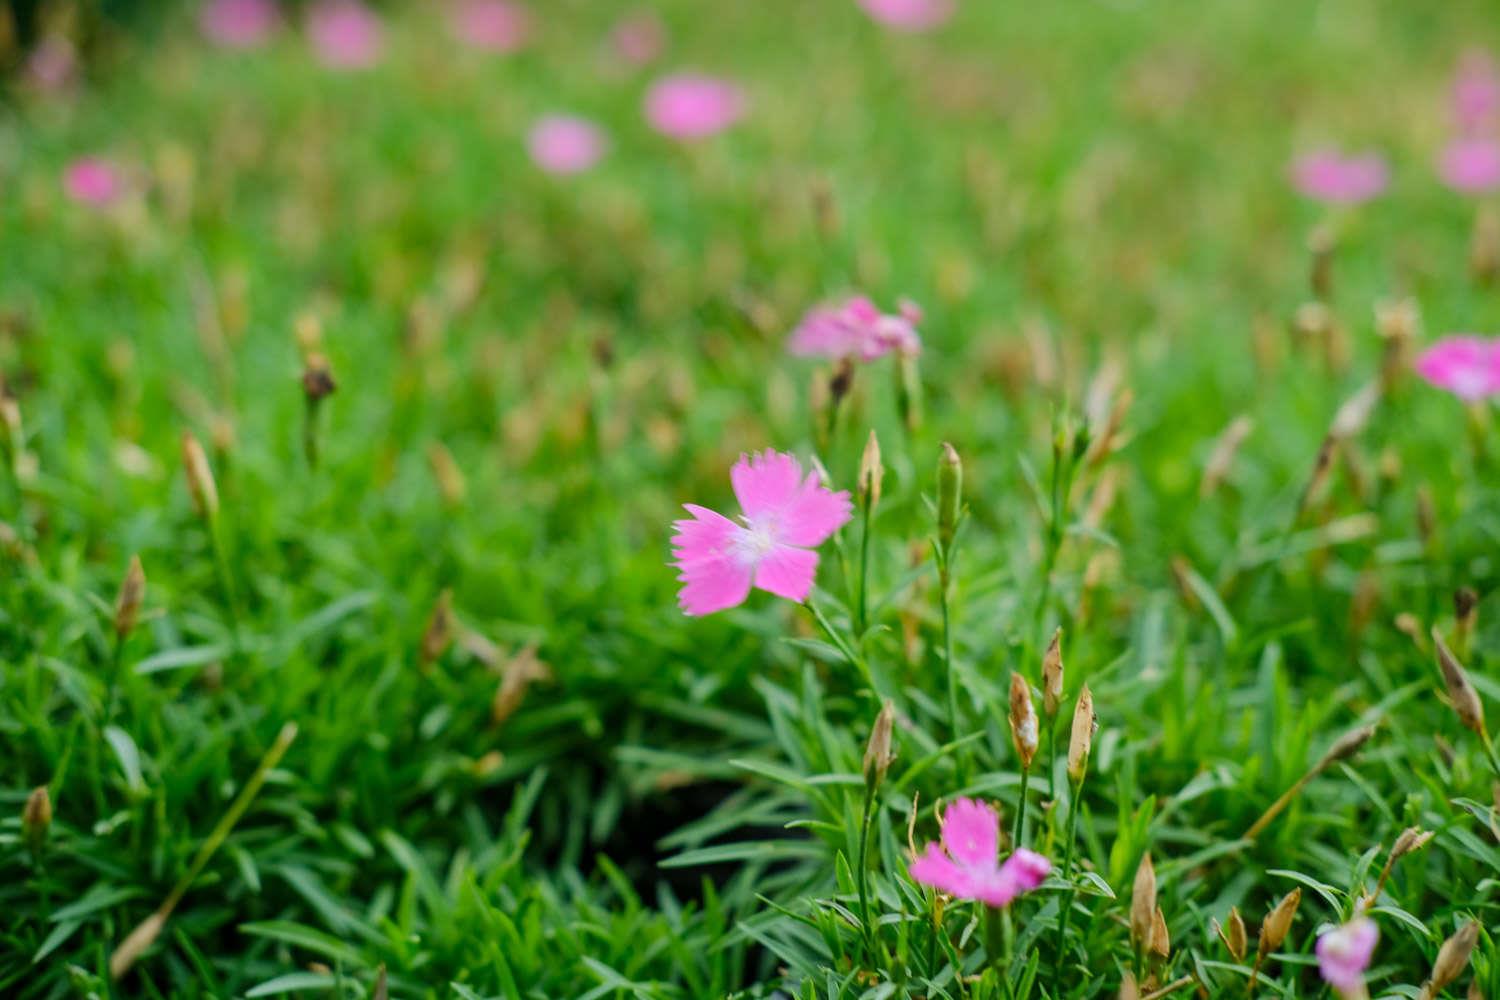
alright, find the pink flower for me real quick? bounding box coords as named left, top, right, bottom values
left=857, top=0, right=954, bottom=32
left=450, top=0, right=530, bottom=53
left=909, top=798, right=1051, bottom=907
left=200, top=0, right=280, bottom=48
left=1291, top=150, right=1390, bottom=205
left=611, top=11, right=665, bottom=66
left=1415, top=335, right=1500, bottom=402
left=1439, top=137, right=1500, bottom=194
left=1454, top=51, right=1500, bottom=133
left=528, top=116, right=607, bottom=175
left=63, top=158, right=124, bottom=207
left=788, top=296, right=922, bottom=361
left=670, top=451, right=852, bottom=616
left=645, top=74, right=745, bottom=140
left=25, top=37, right=78, bottom=92
left=1316, top=917, right=1378, bottom=995
left=307, top=1, right=383, bottom=69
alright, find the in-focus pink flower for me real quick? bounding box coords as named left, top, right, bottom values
left=611, top=11, right=666, bottom=66
left=528, top=116, right=607, bottom=175
left=1291, top=150, right=1390, bottom=205
left=1415, top=335, right=1500, bottom=402
left=63, top=158, right=124, bottom=207
left=450, top=0, right=530, bottom=53
left=909, top=798, right=1051, bottom=907
left=645, top=74, right=745, bottom=140
left=1316, top=917, right=1378, bottom=995
left=307, top=1, right=383, bottom=69
left=857, top=0, right=954, bottom=32
left=200, top=0, right=280, bottom=48
left=670, top=451, right=851, bottom=616
left=789, top=296, right=922, bottom=361
left=1439, top=136, right=1500, bottom=194
left=25, top=37, right=78, bottom=92
left=1454, top=50, right=1500, bottom=133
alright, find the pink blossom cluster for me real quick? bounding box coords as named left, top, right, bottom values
left=788, top=296, right=923, bottom=362
left=1415, top=335, right=1500, bottom=402
left=909, top=798, right=1050, bottom=907
left=1440, top=51, right=1500, bottom=194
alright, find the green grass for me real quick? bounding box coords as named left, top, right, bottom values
left=2, top=0, right=1499, bottom=997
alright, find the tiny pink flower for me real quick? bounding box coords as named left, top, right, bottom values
left=450, top=0, right=530, bottom=53
left=1291, top=150, right=1390, bottom=205
left=25, top=37, right=78, bottom=93
left=857, top=0, right=955, bottom=32
left=307, top=0, right=383, bottom=69
left=789, top=295, right=923, bottom=362
left=909, top=798, right=1051, bottom=907
left=671, top=451, right=852, bottom=616
left=200, top=0, right=280, bottom=49
left=611, top=11, right=666, bottom=66
left=1415, top=335, right=1500, bottom=402
left=1316, top=917, right=1378, bottom=995
left=645, top=74, right=745, bottom=140
left=528, top=116, right=607, bottom=175
left=63, top=158, right=124, bottom=207
left=1439, top=136, right=1500, bottom=194
left=1454, top=50, right=1500, bottom=133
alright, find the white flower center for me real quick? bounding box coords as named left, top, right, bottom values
left=733, top=518, right=779, bottom=563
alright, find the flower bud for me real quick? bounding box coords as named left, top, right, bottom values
left=936, top=442, right=962, bottom=549
left=1314, top=723, right=1377, bottom=772
left=427, top=441, right=467, bottom=508
left=1008, top=673, right=1038, bottom=770
left=1042, top=627, right=1064, bottom=717
left=420, top=589, right=453, bottom=668
left=114, top=555, right=146, bottom=640
left=1200, top=414, right=1254, bottom=499
left=22, top=785, right=51, bottom=860
left=1130, top=852, right=1156, bottom=951
left=301, top=353, right=337, bottom=404
left=1118, top=972, right=1139, bottom=1000
left=1214, top=906, right=1247, bottom=961
left=1067, top=683, right=1095, bottom=784
left=1425, top=920, right=1480, bottom=998
left=1454, top=587, right=1478, bottom=657
left=1149, top=905, right=1170, bottom=959
left=896, top=351, right=922, bottom=431
left=862, top=699, right=896, bottom=790
left=1258, top=887, right=1301, bottom=958
left=859, top=430, right=883, bottom=508
left=181, top=431, right=219, bottom=520
left=829, top=357, right=854, bottom=406
left=1432, top=629, right=1485, bottom=735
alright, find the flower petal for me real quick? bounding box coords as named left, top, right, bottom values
left=731, top=451, right=806, bottom=521
left=1000, top=848, right=1052, bottom=892
left=752, top=544, right=818, bottom=602
left=774, top=476, right=853, bottom=548
left=909, top=843, right=976, bottom=897
left=670, top=504, right=753, bottom=616
left=939, top=798, right=999, bottom=868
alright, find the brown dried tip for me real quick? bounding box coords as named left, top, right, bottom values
left=492, top=644, right=551, bottom=727
left=1042, top=628, right=1064, bottom=717
left=301, top=353, right=337, bottom=403
left=1130, top=852, right=1157, bottom=951
left=110, top=909, right=167, bottom=980
left=863, top=699, right=897, bottom=789
left=859, top=429, right=883, bottom=507
left=427, top=441, right=467, bottom=508
left=1067, top=683, right=1096, bottom=785
left=114, top=555, right=146, bottom=640
left=1425, top=920, right=1481, bottom=997
left=1258, top=887, right=1301, bottom=957
left=1432, top=629, right=1486, bottom=735
left=1455, top=587, right=1478, bottom=630
left=1314, top=723, right=1377, bottom=772
left=1391, top=826, right=1435, bottom=862
left=1394, top=613, right=1429, bottom=654
left=420, top=589, right=453, bottom=667
left=1217, top=906, right=1248, bottom=961
left=22, top=785, right=51, bottom=858
left=1008, top=673, right=1039, bottom=770
left=1200, top=414, right=1254, bottom=499
left=1296, top=433, right=1338, bottom=517
left=1149, top=905, right=1171, bottom=959
left=372, top=964, right=389, bottom=1000
left=1118, top=971, right=1140, bottom=1000
left=829, top=357, right=855, bottom=403
left=181, top=431, right=219, bottom=520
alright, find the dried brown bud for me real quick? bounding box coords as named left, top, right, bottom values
left=1008, top=673, right=1039, bottom=770
left=1258, top=888, right=1301, bottom=958
left=1297, top=434, right=1338, bottom=518
left=372, top=964, right=389, bottom=1000
left=22, top=786, right=51, bottom=859
left=114, top=555, right=146, bottom=640
left=829, top=357, right=855, bottom=404
left=1067, top=684, right=1095, bottom=784
left=109, top=909, right=166, bottom=980
left=1118, top=971, right=1140, bottom=1000
left=1426, top=920, right=1480, bottom=997
left=1376, top=298, right=1418, bottom=392
left=1149, top=906, right=1171, bottom=959
left=1468, top=977, right=1486, bottom=1000
left=181, top=431, right=219, bottom=520
left=1455, top=588, right=1479, bottom=658
left=1200, top=414, right=1254, bottom=498
left=863, top=700, right=896, bottom=789
left=301, top=353, right=337, bottom=403
left=427, top=441, right=466, bottom=508
left=1433, top=629, right=1486, bottom=735
left=1395, top=613, right=1429, bottom=654
left=1130, top=852, right=1157, bottom=951
left=859, top=430, right=883, bottom=508
left=420, top=589, right=453, bottom=668
left=1315, top=723, right=1377, bottom=772
left=492, top=644, right=551, bottom=726
left=1217, top=906, right=1248, bottom=961
left=1331, top=381, right=1382, bottom=440
left=1042, top=628, right=1064, bottom=717
left=1416, top=485, right=1437, bottom=552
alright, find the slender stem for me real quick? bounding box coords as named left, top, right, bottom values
left=208, top=519, right=242, bottom=648
left=856, top=490, right=873, bottom=636
left=1479, top=727, right=1500, bottom=782
left=856, top=782, right=878, bottom=963
left=937, top=548, right=963, bottom=780
left=103, top=633, right=127, bottom=726
left=1244, top=770, right=1314, bottom=840
left=1055, top=775, right=1086, bottom=951
left=1012, top=765, right=1031, bottom=848
left=984, top=905, right=1004, bottom=969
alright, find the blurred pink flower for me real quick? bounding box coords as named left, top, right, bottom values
left=308, top=1, right=383, bottom=69
left=645, top=74, right=745, bottom=140
left=1316, top=917, right=1378, bottom=995
left=200, top=0, right=280, bottom=48
left=909, top=798, right=1051, bottom=906
left=1439, top=136, right=1500, bottom=193
left=1291, top=150, right=1389, bottom=204
left=25, top=37, right=78, bottom=92
left=528, top=116, right=607, bottom=175
left=857, top=0, right=954, bottom=32
left=63, top=158, right=124, bottom=207
left=450, top=0, right=530, bottom=53
left=789, top=296, right=922, bottom=361
left=1453, top=50, right=1500, bottom=133
left=670, top=451, right=851, bottom=615
left=611, top=11, right=665, bottom=66
left=1415, top=335, right=1500, bottom=401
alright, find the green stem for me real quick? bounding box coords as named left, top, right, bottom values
left=856, top=490, right=873, bottom=637
left=1056, top=775, right=1086, bottom=952
left=103, top=633, right=127, bottom=726
left=856, top=782, right=878, bottom=964
left=1012, top=765, right=1031, bottom=848
left=804, top=594, right=868, bottom=685
left=937, top=549, right=963, bottom=780
left=208, top=518, right=242, bottom=649
left=1480, top=727, right=1500, bottom=782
